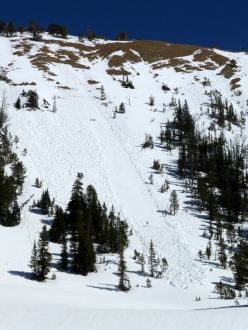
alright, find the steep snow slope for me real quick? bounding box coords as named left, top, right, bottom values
left=1, top=33, right=248, bottom=329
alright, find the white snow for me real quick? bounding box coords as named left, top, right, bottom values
left=0, top=33, right=248, bottom=329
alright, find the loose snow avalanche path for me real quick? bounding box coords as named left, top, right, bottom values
left=6, top=62, right=206, bottom=287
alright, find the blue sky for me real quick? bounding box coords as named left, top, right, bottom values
left=2, top=0, right=248, bottom=50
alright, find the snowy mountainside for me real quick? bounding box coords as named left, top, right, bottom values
left=1, top=33, right=248, bottom=329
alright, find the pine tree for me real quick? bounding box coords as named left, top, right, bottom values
left=148, top=240, right=157, bottom=277
left=137, top=253, right=146, bottom=273
left=119, top=102, right=125, bottom=113
left=36, top=225, right=52, bottom=281
left=29, top=240, right=38, bottom=280
left=100, top=85, right=106, bottom=100
left=49, top=206, right=66, bottom=243
left=59, top=234, right=69, bottom=271
left=169, top=190, right=179, bottom=215
left=15, top=97, right=21, bottom=109
left=117, top=245, right=131, bottom=291
left=218, top=237, right=227, bottom=268
left=149, top=95, right=155, bottom=106
left=52, top=95, right=57, bottom=113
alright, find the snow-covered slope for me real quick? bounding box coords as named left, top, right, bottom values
left=1, top=33, right=248, bottom=329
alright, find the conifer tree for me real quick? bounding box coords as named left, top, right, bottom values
left=117, top=245, right=131, bottom=291
left=60, top=234, right=69, bottom=271
left=137, top=253, right=146, bottom=273
left=36, top=225, right=52, bottom=281
left=119, top=102, right=125, bottom=113
left=29, top=240, right=38, bottom=280
left=15, top=97, right=21, bottom=109
left=218, top=237, right=227, bottom=268
left=169, top=190, right=179, bottom=215
left=100, top=86, right=106, bottom=100
left=49, top=206, right=66, bottom=243
left=148, top=240, right=157, bottom=277
left=52, top=95, right=57, bottom=113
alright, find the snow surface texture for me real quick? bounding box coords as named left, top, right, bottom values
left=1, top=34, right=248, bottom=329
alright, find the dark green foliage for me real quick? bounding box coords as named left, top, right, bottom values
left=114, top=32, right=128, bottom=41
left=119, top=102, right=125, bottom=113
left=29, top=240, right=38, bottom=280
left=49, top=206, right=66, bottom=243
left=169, top=190, right=179, bottom=215
left=15, top=97, right=21, bottom=109
left=162, top=84, right=170, bottom=92
left=218, top=238, right=227, bottom=269
left=148, top=240, right=157, bottom=278
left=11, top=160, right=26, bottom=195
left=142, top=133, right=153, bottom=149
left=37, top=189, right=53, bottom=214
left=121, top=76, right=134, bottom=89
left=100, top=85, right=106, bottom=100
left=117, top=245, right=131, bottom=291
left=230, top=240, right=248, bottom=290
left=66, top=175, right=129, bottom=276
left=152, top=159, right=160, bottom=171
left=0, top=67, right=7, bottom=81
left=0, top=109, right=23, bottom=226
left=26, top=90, right=39, bottom=110
left=149, top=95, right=155, bottom=106
left=48, top=23, right=68, bottom=38
left=85, top=29, right=97, bottom=41
left=36, top=225, right=52, bottom=281
left=215, top=281, right=236, bottom=299
left=59, top=234, right=69, bottom=271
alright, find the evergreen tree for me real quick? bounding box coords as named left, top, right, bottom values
left=100, top=86, right=106, bottom=100
left=218, top=237, right=227, bottom=268
left=169, top=190, right=179, bottom=215
left=59, top=234, right=69, bottom=271
left=15, top=97, right=21, bottom=109
left=230, top=240, right=248, bottom=290
left=49, top=206, right=66, bottom=243
left=36, top=225, right=52, bottom=281
left=52, top=95, right=57, bottom=113
left=119, top=102, right=125, bottom=113
left=117, top=245, right=131, bottom=291
left=148, top=240, right=157, bottom=277
left=137, top=253, right=146, bottom=273
left=29, top=240, right=38, bottom=280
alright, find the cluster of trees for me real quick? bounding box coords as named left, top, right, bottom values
left=0, top=92, right=25, bottom=226
left=158, top=97, right=248, bottom=289
left=47, top=24, right=68, bottom=38
left=121, top=76, right=134, bottom=89
left=30, top=174, right=130, bottom=281
left=15, top=90, right=39, bottom=110
left=0, top=21, right=67, bottom=39
left=208, top=90, right=245, bottom=129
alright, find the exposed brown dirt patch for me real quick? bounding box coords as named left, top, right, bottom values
left=193, top=49, right=228, bottom=66
left=87, top=80, right=99, bottom=84
left=231, top=84, right=241, bottom=91
left=217, top=65, right=236, bottom=79
left=11, top=82, right=36, bottom=86
left=56, top=86, right=71, bottom=90
left=106, top=68, right=131, bottom=76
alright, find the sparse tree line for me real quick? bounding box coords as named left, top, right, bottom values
left=15, top=89, right=57, bottom=112
left=152, top=94, right=248, bottom=292
left=0, top=20, right=129, bottom=43
left=0, top=91, right=25, bottom=226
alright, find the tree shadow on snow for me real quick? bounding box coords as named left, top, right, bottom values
left=8, top=270, right=32, bottom=280
left=40, top=219, right=53, bottom=226
left=87, top=284, right=118, bottom=292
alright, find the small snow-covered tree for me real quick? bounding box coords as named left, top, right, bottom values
left=52, top=95, right=57, bottom=113
left=100, top=85, right=106, bottom=100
